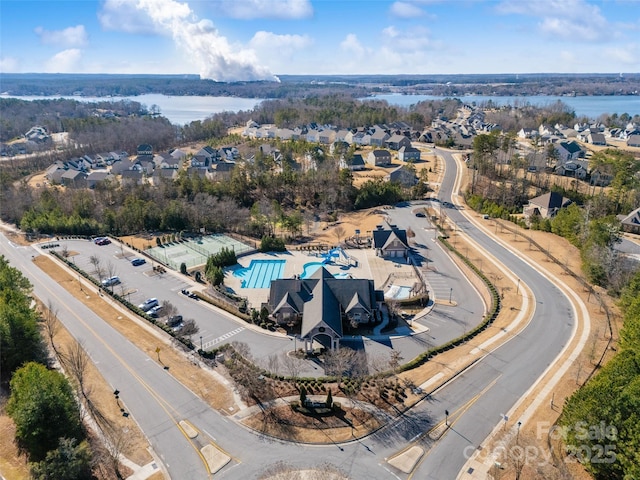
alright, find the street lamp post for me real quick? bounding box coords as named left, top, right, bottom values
left=200, top=335, right=203, bottom=351
left=445, top=409, right=449, bottom=426
left=516, top=278, right=521, bottom=294
left=517, top=421, right=521, bottom=444
left=449, top=288, right=453, bottom=303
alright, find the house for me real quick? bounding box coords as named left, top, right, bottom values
left=386, top=134, right=412, bottom=151
left=589, top=165, right=614, bottom=187
left=266, top=267, right=381, bottom=351
left=556, top=160, right=587, bottom=179
left=340, top=154, right=366, bottom=171
left=318, top=130, right=336, bottom=145
left=61, top=170, right=87, bottom=188
left=618, top=207, right=640, bottom=234
left=372, top=225, right=409, bottom=259
left=25, top=125, right=50, bottom=143
left=627, top=135, right=640, bottom=148
left=120, top=169, right=144, bottom=186
left=555, top=141, right=584, bottom=162
left=154, top=152, right=182, bottom=169
left=170, top=148, right=187, bottom=160
left=370, top=129, right=390, bottom=147
left=367, top=150, right=391, bottom=167
left=85, top=171, right=114, bottom=189
left=386, top=166, right=418, bottom=187
left=137, top=144, right=153, bottom=156
left=152, top=168, right=178, bottom=186
left=523, top=192, right=572, bottom=220
left=109, top=159, right=128, bottom=175
left=587, top=132, right=606, bottom=146
left=398, top=146, right=421, bottom=162
left=517, top=128, right=537, bottom=139
left=195, top=146, right=220, bottom=163
left=45, top=163, right=66, bottom=184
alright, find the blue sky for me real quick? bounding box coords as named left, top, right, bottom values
left=1, top=0, right=638, bottom=81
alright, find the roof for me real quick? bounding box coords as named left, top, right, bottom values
left=620, top=206, right=640, bottom=227
left=370, top=149, right=390, bottom=158
left=558, top=141, right=583, bottom=154
left=529, top=191, right=572, bottom=210
left=372, top=226, right=408, bottom=250
left=269, top=267, right=377, bottom=339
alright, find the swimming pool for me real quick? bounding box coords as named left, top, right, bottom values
left=233, top=259, right=286, bottom=288
left=300, top=262, right=352, bottom=280
left=300, top=262, right=325, bottom=279
left=385, top=285, right=412, bottom=300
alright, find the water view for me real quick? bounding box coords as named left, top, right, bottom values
left=366, top=93, right=640, bottom=119
left=3, top=92, right=638, bottom=125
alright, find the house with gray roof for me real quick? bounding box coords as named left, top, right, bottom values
left=386, top=134, right=412, bottom=151
left=555, top=141, right=584, bottom=162
left=372, top=225, right=409, bottom=259
left=61, top=170, right=87, bottom=189
left=618, top=206, right=640, bottom=234
left=266, top=266, right=381, bottom=351
left=45, top=163, right=66, bottom=184
left=367, top=149, right=391, bottom=167
left=385, top=165, right=418, bottom=187
left=398, top=145, right=421, bottom=162
left=523, top=192, right=572, bottom=220
left=86, top=171, right=114, bottom=189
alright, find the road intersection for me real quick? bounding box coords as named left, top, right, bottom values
left=0, top=147, right=587, bottom=479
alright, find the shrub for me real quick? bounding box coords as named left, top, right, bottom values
left=260, top=236, right=286, bottom=252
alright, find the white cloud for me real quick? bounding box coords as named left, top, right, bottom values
left=34, top=25, right=88, bottom=47
left=390, top=2, right=424, bottom=18
left=604, top=44, right=638, bottom=65
left=0, top=56, right=19, bottom=73
left=99, top=0, right=277, bottom=81
left=44, top=49, right=82, bottom=73
left=250, top=31, right=311, bottom=54
left=382, top=25, right=434, bottom=50
left=98, top=0, right=173, bottom=34
left=340, top=33, right=367, bottom=57
left=208, top=0, right=313, bottom=19
left=496, top=0, right=609, bottom=41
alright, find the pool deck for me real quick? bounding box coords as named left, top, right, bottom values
left=225, top=248, right=417, bottom=311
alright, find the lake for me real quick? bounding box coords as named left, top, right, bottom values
left=0, top=93, right=264, bottom=125
left=3, top=92, right=638, bottom=124
left=366, top=93, right=640, bottom=119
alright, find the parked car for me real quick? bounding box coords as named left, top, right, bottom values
left=167, top=315, right=183, bottom=327
left=94, top=237, right=111, bottom=245
left=131, top=258, right=146, bottom=266
left=415, top=212, right=426, bottom=218
left=138, top=298, right=159, bottom=311
left=148, top=305, right=163, bottom=318
left=101, top=276, right=120, bottom=287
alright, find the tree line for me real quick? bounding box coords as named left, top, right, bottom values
left=0, top=256, right=93, bottom=478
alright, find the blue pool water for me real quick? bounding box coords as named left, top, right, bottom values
left=300, top=262, right=325, bottom=279
left=234, top=259, right=286, bottom=288
left=300, top=262, right=352, bottom=280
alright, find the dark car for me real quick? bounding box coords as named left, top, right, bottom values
left=415, top=212, right=426, bottom=218
left=94, top=237, right=111, bottom=245
left=131, top=258, right=146, bottom=266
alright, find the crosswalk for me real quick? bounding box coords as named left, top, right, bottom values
left=424, top=270, right=452, bottom=302
left=202, top=327, right=245, bottom=350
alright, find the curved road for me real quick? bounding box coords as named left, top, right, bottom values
left=0, top=147, right=582, bottom=479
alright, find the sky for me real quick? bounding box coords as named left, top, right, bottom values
left=0, top=0, right=638, bottom=81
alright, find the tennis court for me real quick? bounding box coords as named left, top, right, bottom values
left=146, top=234, right=255, bottom=271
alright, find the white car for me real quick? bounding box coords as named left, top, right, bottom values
left=101, top=276, right=120, bottom=287
left=138, top=298, right=159, bottom=311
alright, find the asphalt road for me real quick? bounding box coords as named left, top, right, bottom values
left=0, top=146, right=582, bottom=479
left=402, top=148, right=577, bottom=478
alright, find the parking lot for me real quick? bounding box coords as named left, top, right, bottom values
left=54, top=238, right=293, bottom=363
